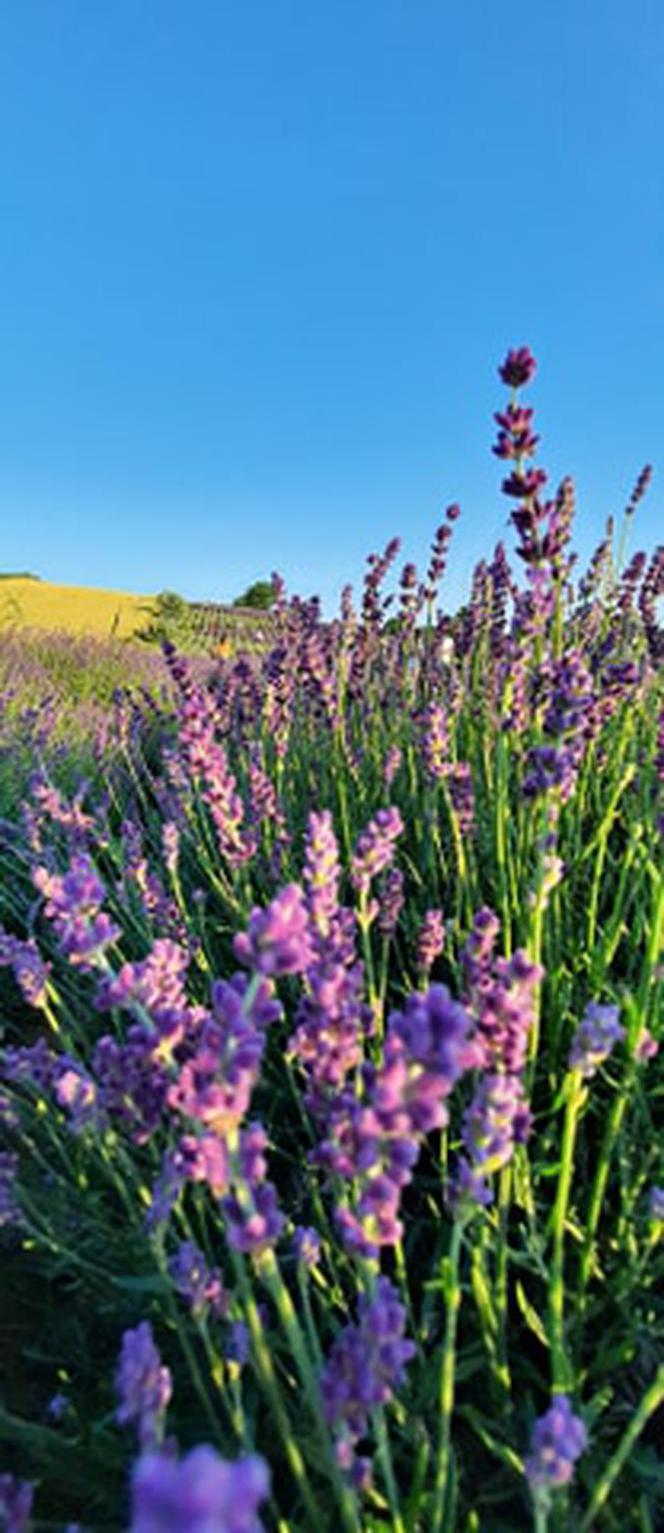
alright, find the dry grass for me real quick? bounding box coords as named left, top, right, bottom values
left=0, top=577, right=151, bottom=639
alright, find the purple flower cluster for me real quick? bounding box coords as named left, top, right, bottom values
left=649, top=1186, right=664, bottom=1222
left=234, top=884, right=314, bottom=976
left=453, top=911, right=537, bottom=1211
left=0, top=1151, right=22, bottom=1230
left=416, top=909, right=445, bottom=978
left=320, top=1277, right=415, bottom=1449
left=169, top=1241, right=228, bottom=1317
left=115, top=1322, right=173, bottom=1450
left=130, top=1447, right=269, bottom=1533
left=292, top=1224, right=322, bottom=1269
left=0, top=929, right=50, bottom=1008
left=525, top=1395, right=587, bottom=1491
left=221, top=1122, right=285, bottom=1255
left=33, top=854, right=121, bottom=970
left=472, top=949, right=543, bottom=1075
left=568, top=1002, right=625, bottom=1078
left=351, top=808, right=404, bottom=906
left=0, top=1475, right=33, bottom=1533
left=317, top=985, right=475, bottom=1256
left=290, top=811, right=370, bottom=1105
left=461, top=1072, right=531, bottom=1179
left=165, top=647, right=254, bottom=867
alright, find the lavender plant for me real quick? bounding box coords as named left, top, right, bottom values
left=0, top=349, right=663, bottom=1532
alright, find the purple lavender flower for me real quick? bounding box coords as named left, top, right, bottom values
left=498, top=346, right=537, bottom=388
left=161, top=821, right=180, bottom=876
left=320, top=1277, right=415, bottom=1444
left=169, top=1241, right=228, bottom=1318
left=0, top=929, right=50, bottom=1008
left=448, top=1157, right=494, bottom=1216
left=461, top=907, right=501, bottom=996
left=129, top=1446, right=269, bottom=1533
left=525, top=1395, right=587, bottom=1491
left=420, top=704, right=449, bottom=782
left=319, top=985, right=476, bottom=1257
left=33, top=855, right=120, bottom=970
left=115, top=1322, right=172, bottom=1450
left=289, top=951, right=368, bottom=1099
left=351, top=808, right=404, bottom=900
left=472, top=950, right=543, bottom=1075
left=164, top=652, right=255, bottom=867
left=648, top=1186, right=664, bottom=1222
left=0, top=1475, right=33, bottom=1533
left=446, top=761, right=475, bottom=836
left=225, top=1321, right=250, bottom=1367
left=462, top=1073, right=532, bottom=1177
left=377, top=867, right=404, bottom=937
left=568, top=1002, right=625, bottom=1078
left=292, top=1225, right=322, bottom=1269
left=221, top=1123, right=285, bottom=1256
left=234, top=884, right=314, bottom=977
left=0, top=1151, right=21, bottom=1230
left=416, top=909, right=445, bottom=978
left=383, top=745, right=402, bottom=787
left=54, top=1062, right=101, bottom=1134
left=303, top=811, right=340, bottom=943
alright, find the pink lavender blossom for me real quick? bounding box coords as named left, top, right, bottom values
left=129, top=1446, right=269, bottom=1533
left=525, top=1395, right=587, bottom=1490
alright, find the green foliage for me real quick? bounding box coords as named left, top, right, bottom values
left=233, top=579, right=276, bottom=610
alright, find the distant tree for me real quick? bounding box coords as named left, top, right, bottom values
left=136, top=589, right=196, bottom=647
left=233, top=580, right=276, bottom=611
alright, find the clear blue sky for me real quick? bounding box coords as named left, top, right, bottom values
left=0, top=1, right=662, bottom=613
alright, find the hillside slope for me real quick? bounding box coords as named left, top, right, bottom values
left=0, top=577, right=150, bottom=638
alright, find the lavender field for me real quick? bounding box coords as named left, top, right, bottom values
left=1, top=350, right=663, bottom=1532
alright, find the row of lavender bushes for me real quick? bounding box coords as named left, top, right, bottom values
left=1, top=349, right=663, bottom=1532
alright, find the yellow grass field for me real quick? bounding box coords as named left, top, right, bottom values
left=0, top=578, right=152, bottom=639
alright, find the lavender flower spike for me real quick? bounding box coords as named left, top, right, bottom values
left=0, top=1151, right=22, bottom=1230
left=234, top=884, right=315, bottom=976
left=648, top=1186, right=664, bottom=1223
left=525, top=1395, right=587, bottom=1491
left=0, top=1475, right=33, bottom=1533
left=130, top=1446, right=269, bottom=1533
left=320, top=1276, right=415, bottom=1445
left=115, top=1322, right=173, bottom=1450
left=568, top=1002, right=625, bottom=1079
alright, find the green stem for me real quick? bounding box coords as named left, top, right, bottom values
left=548, top=1072, right=583, bottom=1391
left=579, top=1365, right=664, bottom=1530
left=432, top=1220, right=463, bottom=1533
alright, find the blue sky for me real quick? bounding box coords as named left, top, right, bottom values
left=0, top=1, right=662, bottom=613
